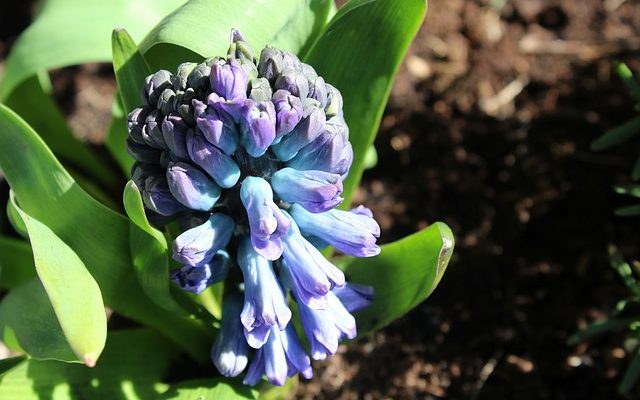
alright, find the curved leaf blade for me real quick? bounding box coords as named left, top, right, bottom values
left=0, top=329, right=181, bottom=400
left=0, top=104, right=210, bottom=361
left=0, top=279, right=79, bottom=362
left=0, top=236, right=36, bottom=289
left=112, top=28, right=152, bottom=114
left=303, top=0, right=427, bottom=205
left=124, top=181, right=185, bottom=314
left=157, top=379, right=258, bottom=400
left=0, top=0, right=186, bottom=100
left=139, top=0, right=332, bottom=71
left=342, top=222, right=454, bottom=336
left=10, top=192, right=107, bottom=365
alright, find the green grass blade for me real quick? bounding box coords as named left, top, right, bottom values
left=591, top=115, right=640, bottom=151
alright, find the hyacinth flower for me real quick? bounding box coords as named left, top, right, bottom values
left=126, top=30, right=379, bottom=386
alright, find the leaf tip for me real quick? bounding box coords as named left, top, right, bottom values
left=84, top=355, right=97, bottom=368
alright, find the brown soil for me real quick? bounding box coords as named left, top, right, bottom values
left=2, top=1, right=640, bottom=399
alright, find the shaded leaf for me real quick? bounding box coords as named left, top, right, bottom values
left=614, top=184, right=640, bottom=198
left=0, top=104, right=210, bottom=361
left=568, top=318, right=636, bottom=346
left=620, top=346, right=640, bottom=395
left=591, top=115, right=640, bottom=151
left=0, top=279, right=79, bottom=362
left=0, top=329, right=181, bottom=400
left=0, top=236, right=36, bottom=289
left=157, top=379, right=258, bottom=400
left=105, top=97, right=132, bottom=174
left=615, top=205, right=640, bottom=217
left=303, top=0, right=427, bottom=205
left=139, top=0, right=332, bottom=71
left=0, top=356, right=25, bottom=377
left=112, top=28, right=152, bottom=114
left=10, top=192, right=107, bottom=365
left=124, top=181, right=185, bottom=313
left=0, top=0, right=186, bottom=100
left=341, top=222, right=454, bottom=336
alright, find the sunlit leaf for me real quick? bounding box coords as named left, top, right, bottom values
left=157, top=379, right=258, bottom=400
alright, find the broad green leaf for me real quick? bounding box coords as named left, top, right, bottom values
left=591, top=115, right=640, bottom=151
left=0, top=236, right=36, bottom=289
left=615, top=205, right=640, bottom=217
left=105, top=97, right=132, bottom=174
left=0, top=356, right=25, bottom=377
left=0, top=279, right=78, bottom=362
left=615, top=62, right=640, bottom=101
left=257, top=376, right=298, bottom=400
left=620, top=346, right=640, bottom=395
left=10, top=192, right=107, bottom=365
left=0, top=104, right=210, bottom=361
left=340, top=222, right=453, bottom=336
left=303, top=0, right=427, bottom=205
left=568, top=318, right=637, bottom=346
left=139, top=0, right=333, bottom=71
left=4, top=75, right=118, bottom=191
left=0, top=0, right=186, bottom=100
left=0, top=329, right=181, bottom=400
left=157, top=379, right=258, bottom=400
left=124, top=181, right=185, bottom=314
left=112, top=29, right=152, bottom=114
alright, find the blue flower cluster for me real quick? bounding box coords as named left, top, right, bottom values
left=126, top=30, right=379, bottom=386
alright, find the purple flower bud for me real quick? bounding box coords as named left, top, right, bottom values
left=186, top=63, right=212, bottom=95
left=161, top=114, right=190, bottom=160
left=280, top=217, right=345, bottom=309
left=127, top=107, right=149, bottom=144
left=289, top=204, right=380, bottom=257
left=131, top=162, right=162, bottom=189
left=272, top=90, right=303, bottom=137
left=274, top=68, right=309, bottom=99
left=258, top=47, right=284, bottom=83
left=170, top=251, right=231, bottom=294
left=211, top=292, right=250, bottom=377
left=143, top=70, right=173, bottom=106
left=271, top=168, right=343, bottom=213
left=173, top=62, right=197, bottom=91
left=141, top=110, right=167, bottom=150
left=243, top=325, right=312, bottom=386
left=172, top=213, right=235, bottom=267
left=187, top=131, right=241, bottom=189
left=210, top=59, right=248, bottom=101
left=142, top=175, right=186, bottom=217
left=332, top=283, right=374, bottom=313
left=239, top=99, right=276, bottom=157
left=308, top=76, right=328, bottom=108
left=166, top=162, right=220, bottom=211
left=193, top=97, right=239, bottom=155
left=240, top=177, right=290, bottom=260
left=237, top=238, right=291, bottom=348
left=271, top=99, right=326, bottom=161
left=126, top=138, right=162, bottom=163
left=325, top=84, right=343, bottom=117
left=296, top=291, right=356, bottom=360
left=287, top=116, right=352, bottom=177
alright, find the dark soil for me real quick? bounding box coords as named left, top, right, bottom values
left=2, top=1, right=640, bottom=399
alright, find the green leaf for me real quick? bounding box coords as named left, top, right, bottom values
left=362, top=145, right=379, bottom=170
left=632, top=157, right=640, bottom=181
left=615, top=62, right=640, bottom=101
left=0, top=356, right=25, bottom=377
left=0, top=0, right=186, bottom=100
left=124, top=181, right=185, bottom=314
left=4, top=75, right=118, bottom=191
left=6, top=199, right=27, bottom=239
left=568, top=318, right=636, bottom=346
left=112, top=29, right=152, bottom=114
left=591, top=115, right=640, bottom=151
left=0, top=104, right=210, bottom=361
left=620, top=346, right=640, bottom=395
left=614, top=184, right=640, bottom=198
left=615, top=205, right=640, bottom=217
left=0, top=236, right=36, bottom=289
left=0, top=329, right=181, bottom=400
left=341, top=222, right=453, bottom=336
left=608, top=245, right=640, bottom=297
left=0, top=279, right=79, bottom=362
left=157, top=379, right=258, bottom=400
left=303, top=0, right=427, bottom=205
left=105, top=97, right=133, bottom=174
left=10, top=192, right=107, bottom=365
left=139, top=0, right=332, bottom=71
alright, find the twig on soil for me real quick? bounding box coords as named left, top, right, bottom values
left=470, top=351, right=504, bottom=400
left=479, top=75, right=530, bottom=117
left=519, top=36, right=640, bottom=61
